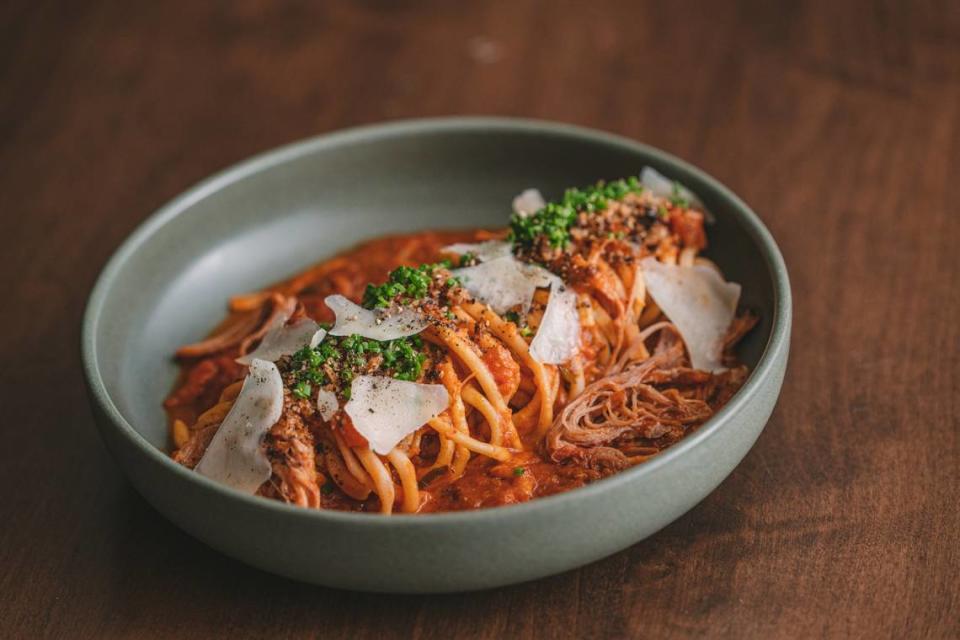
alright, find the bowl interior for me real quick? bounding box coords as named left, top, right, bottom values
left=90, top=120, right=777, bottom=455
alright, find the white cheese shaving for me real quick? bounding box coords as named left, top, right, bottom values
left=262, top=306, right=291, bottom=333
left=441, top=240, right=513, bottom=263
left=325, top=294, right=428, bottom=341
left=316, top=388, right=338, bottom=421
left=512, top=188, right=546, bottom=216
left=452, top=255, right=555, bottom=314
left=236, top=319, right=325, bottom=365
left=195, top=358, right=283, bottom=493
left=529, top=286, right=580, bottom=364
left=453, top=255, right=580, bottom=364
left=641, top=166, right=702, bottom=208
left=640, top=257, right=740, bottom=372
left=344, top=375, right=449, bottom=455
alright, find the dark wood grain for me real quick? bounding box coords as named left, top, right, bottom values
left=1, top=1, right=957, bottom=638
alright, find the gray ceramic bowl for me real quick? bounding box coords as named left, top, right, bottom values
left=82, top=117, right=791, bottom=593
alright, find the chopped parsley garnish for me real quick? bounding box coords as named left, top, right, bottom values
left=285, top=258, right=459, bottom=401
left=362, top=261, right=453, bottom=309
left=509, top=176, right=644, bottom=249
left=504, top=310, right=521, bottom=324
left=292, top=381, right=313, bottom=399
left=458, top=252, right=476, bottom=267
left=513, top=466, right=526, bottom=477
left=509, top=200, right=577, bottom=249
left=380, top=335, right=427, bottom=381
left=320, top=482, right=335, bottom=495
left=287, top=333, right=427, bottom=399
left=670, top=181, right=690, bottom=208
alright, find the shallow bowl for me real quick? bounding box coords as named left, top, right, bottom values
left=82, top=117, right=791, bottom=593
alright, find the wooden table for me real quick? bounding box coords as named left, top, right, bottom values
left=2, top=1, right=957, bottom=637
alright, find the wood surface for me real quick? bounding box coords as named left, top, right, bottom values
left=1, top=1, right=957, bottom=638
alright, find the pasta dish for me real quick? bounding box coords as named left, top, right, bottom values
left=164, top=169, right=756, bottom=514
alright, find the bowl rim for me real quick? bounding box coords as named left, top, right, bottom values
left=81, top=116, right=792, bottom=528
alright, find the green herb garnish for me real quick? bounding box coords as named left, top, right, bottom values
left=292, top=380, right=313, bottom=399
left=362, top=261, right=453, bottom=309
left=509, top=176, right=644, bottom=249
left=670, top=181, right=690, bottom=208
left=513, top=467, right=526, bottom=477
left=380, top=335, right=426, bottom=381
left=508, top=201, right=578, bottom=249
left=288, top=332, right=426, bottom=399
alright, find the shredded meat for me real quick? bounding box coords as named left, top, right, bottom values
left=173, top=392, right=322, bottom=508
left=258, top=396, right=321, bottom=508
left=545, top=324, right=745, bottom=472
left=722, top=311, right=759, bottom=364
left=172, top=423, right=217, bottom=468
